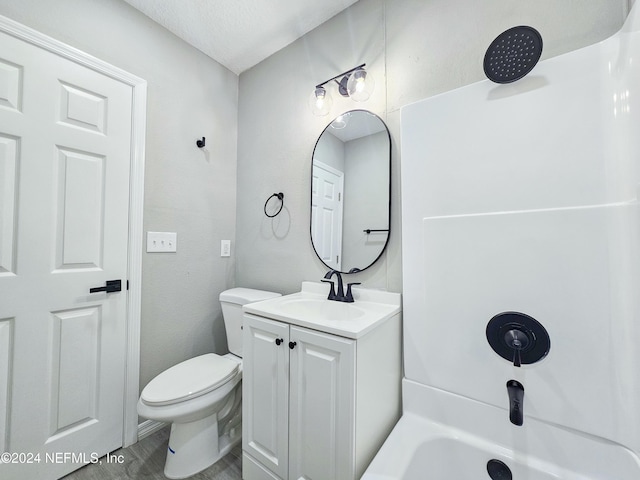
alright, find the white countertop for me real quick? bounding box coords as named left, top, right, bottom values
left=243, top=281, right=402, bottom=339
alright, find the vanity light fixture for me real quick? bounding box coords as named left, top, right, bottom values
left=309, top=63, right=375, bottom=116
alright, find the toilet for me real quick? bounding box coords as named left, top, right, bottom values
left=137, top=287, right=281, bottom=479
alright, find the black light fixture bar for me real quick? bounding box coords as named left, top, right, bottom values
left=315, top=63, right=366, bottom=89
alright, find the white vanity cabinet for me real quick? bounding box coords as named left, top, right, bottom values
left=241, top=309, right=401, bottom=480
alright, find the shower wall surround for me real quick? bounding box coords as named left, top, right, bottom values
left=401, top=3, right=640, bottom=467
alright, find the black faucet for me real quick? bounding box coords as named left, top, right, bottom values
left=507, top=380, right=524, bottom=426
left=322, top=270, right=344, bottom=300
left=322, top=270, right=360, bottom=303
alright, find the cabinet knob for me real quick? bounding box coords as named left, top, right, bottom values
left=289, top=341, right=297, bottom=349
left=275, top=338, right=283, bottom=346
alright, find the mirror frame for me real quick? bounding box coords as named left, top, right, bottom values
left=310, top=109, right=391, bottom=273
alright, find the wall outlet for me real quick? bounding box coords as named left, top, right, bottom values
left=147, top=232, right=177, bottom=252
left=221, top=240, right=231, bottom=257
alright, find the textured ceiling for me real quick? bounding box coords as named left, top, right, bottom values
left=122, top=0, right=359, bottom=74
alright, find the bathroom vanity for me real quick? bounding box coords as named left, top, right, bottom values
left=241, top=282, right=402, bottom=480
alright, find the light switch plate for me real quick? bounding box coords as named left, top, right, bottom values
left=147, top=232, right=177, bottom=252
left=221, top=239, right=231, bottom=257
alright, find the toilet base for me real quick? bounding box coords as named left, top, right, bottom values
left=163, top=413, right=241, bottom=479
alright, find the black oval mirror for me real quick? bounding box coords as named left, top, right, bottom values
left=310, top=110, right=391, bottom=273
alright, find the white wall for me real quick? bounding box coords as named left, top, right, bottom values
left=0, top=0, right=239, bottom=392
left=236, top=0, right=628, bottom=295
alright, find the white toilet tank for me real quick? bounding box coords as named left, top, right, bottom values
left=219, top=288, right=281, bottom=357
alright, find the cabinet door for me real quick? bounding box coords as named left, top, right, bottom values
left=243, top=314, right=290, bottom=479
left=288, top=326, right=356, bottom=480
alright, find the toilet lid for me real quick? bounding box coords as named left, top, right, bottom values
left=219, top=287, right=281, bottom=305
left=141, top=354, right=239, bottom=406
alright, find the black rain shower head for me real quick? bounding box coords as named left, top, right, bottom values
left=483, top=26, right=543, bottom=83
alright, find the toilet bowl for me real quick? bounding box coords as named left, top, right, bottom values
left=137, top=287, right=281, bottom=479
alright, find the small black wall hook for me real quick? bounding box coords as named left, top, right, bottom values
left=196, top=137, right=206, bottom=148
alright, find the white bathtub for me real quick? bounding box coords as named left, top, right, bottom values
left=362, top=380, right=640, bottom=480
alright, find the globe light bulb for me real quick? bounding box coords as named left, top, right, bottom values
left=346, top=68, right=375, bottom=102
left=330, top=113, right=350, bottom=129
left=309, top=87, right=332, bottom=116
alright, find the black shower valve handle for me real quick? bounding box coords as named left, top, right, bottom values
left=512, top=343, right=522, bottom=368
left=504, top=327, right=529, bottom=368
left=486, top=312, right=551, bottom=368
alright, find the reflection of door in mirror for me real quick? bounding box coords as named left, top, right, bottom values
left=312, top=165, right=344, bottom=270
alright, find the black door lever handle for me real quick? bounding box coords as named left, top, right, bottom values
left=90, top=279, right=122, bottom=294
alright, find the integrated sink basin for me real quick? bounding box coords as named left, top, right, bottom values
left=242, top=281, right=401, bottom=339
left=277, top=297, right=366, bottom=322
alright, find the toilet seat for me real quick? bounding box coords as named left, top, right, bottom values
left=141, top=354, right=239, bottom=406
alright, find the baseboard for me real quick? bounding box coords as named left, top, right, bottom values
left=137, top=419, right=167, bottom=441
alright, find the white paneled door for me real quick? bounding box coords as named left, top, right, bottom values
left=0, top=28, right=133, bottom=480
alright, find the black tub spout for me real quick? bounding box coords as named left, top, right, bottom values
left=507, top=380, right=524, bottom=426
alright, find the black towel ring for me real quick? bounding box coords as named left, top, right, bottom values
left=264, top=192, right=284, bottom=218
